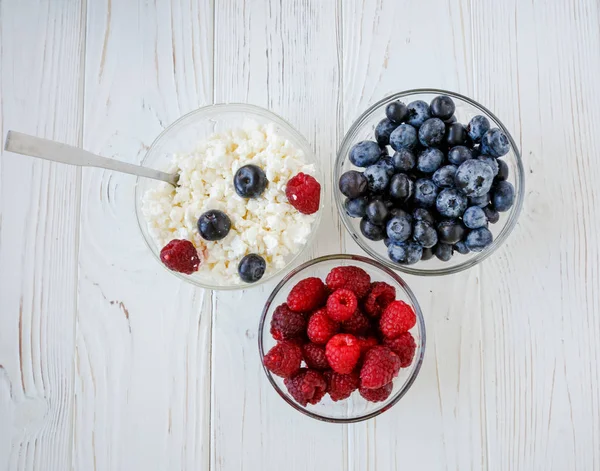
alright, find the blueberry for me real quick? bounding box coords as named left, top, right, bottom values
left=454, top=159, right=494, bottom=197
left=389, top=207, right=412, bottom=220
left=413, top=220, right=438, bottom=248
left=413, top=208, right=436, bottom=225
left=386, top=101, right=409, bottom=123
left=492, top=181, right=515, bottom=212
left=446, top=123, right=469, bottom=147
left=463, top=206, right=488, bottom=229
left=389, top=173, right=414, bottom=202
left=445, top=115, right=457, bottom=124
left=392, top=149, right=416, bottom=172
left=417, top=148, right=444, bottom=173
left=454, top=241, right=470, bottom=255
left=386, top=216, right=413, bottom=243
left=238, top=254, right=266, bottom=283
left=344, top=197, right=368, bottom=218
left=468, top=193, right=490, bottom=207
left=496, top=159, right=509, bottom=181
left=365, top=199, right=389, bottom=224
left=384, top=237, right=392, bottom=247
left=375, top=118, right=399, bottom=146
left=418, top=118, right=446, bottom=147
left=447, top=146, right=473, bottom=166
left=465, top=227, right=493, bottom=252
left=467, top=115, right=490, bottom=143
left=430, top=95, right=455, bottom=120
left=437, top=219, right=467, bottom=245
left=477, top=155, right=499, bottom=176
left=377, top=155, right=396, bottom=176
left=436, top=188, right=468, bottom=218
left=390, top=124, right=418, bottom=151
left=434, top=243, right=453, bottom=262
left=432, top=165, right=458, bottom=188
left=388, top=241, right=423, bottom=265
left=364, top=164, right=390, bottom=193
left=481, top=128, right=510, bottom=157
left=339, top=170, right=368, bottom=198
left=421, top=247, right=435, bottom=261
left=234, top=164, right=268, bottom=198
left=360, top=218, right=385, bottom=241
left=414, top=179, right=440, bottom=208
left=198, top=210, right=231, bottom=241
left=483, top=206, right=500, bottom=224
left=349, top=140, right=382, bottom=167
left=407, top=100, right=431, bottom=127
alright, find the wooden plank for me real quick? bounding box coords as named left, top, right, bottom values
left=341, top=1, right=487, bottom=469
left=211, top=1, right=346, bottom=469
left=73, top=0, right=214, bottom=469
left=0, top=1, right=85, bottom=470
left=472, top=0, right=600, bottom=469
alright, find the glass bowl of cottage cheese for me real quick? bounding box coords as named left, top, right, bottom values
left=135, top=104, right=323, bottom=290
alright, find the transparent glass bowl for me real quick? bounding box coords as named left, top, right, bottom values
left=335, top=89, right=525, bottom=276
left=258, top=254, right=426, bottom=423
left=134, top=104, right=323, bottom=290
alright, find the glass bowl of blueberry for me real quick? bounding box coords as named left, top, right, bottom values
left=335, top=89, right=524, bottom=276
left=259, top=254, right=425, bottom=423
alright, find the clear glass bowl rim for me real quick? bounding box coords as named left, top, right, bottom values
left=134, top=103, right=324, bottom=290
left=257, top=254, right=427, bottom=423
left=334, top=88, right=525, bottom=276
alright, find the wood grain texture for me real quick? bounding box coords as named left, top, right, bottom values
left=0, top=1, right=85, bottom=470
left=341, top=1, right=488, bottom=470
left=472, top=0, right=600, bottom=469
left=211, top=1, right=346, bottom=470
left=73, top=0, right=214, bottom=470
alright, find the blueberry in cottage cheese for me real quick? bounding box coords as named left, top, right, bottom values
left=198, top=210, right=231, bottom=241
left=238, top=253, right=267, bottom=283
left=234, top=164, right=268, bottom=198
left=142, top=122, right=318, bottom=285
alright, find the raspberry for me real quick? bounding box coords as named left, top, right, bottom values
left=363, top=282, right=396, bottom=318
left=270, top=303, right=306, bottom=340
left=324, top=371, right=359, bottom=402
left=285, top=172, right=321, bottom=215
left=302, top=343, right=329, bottom=370
left=360, top=346, right=401, bottom=389
left=383, top=332, right=416, bottom=367
left=359, top=383, right=393, bottom=402
left=380, top=301, right=416, bottom=338
left=325, top=334, right=361, bottom=374
left=357, top=336, right=379, bottom=355
left=326, top=266, right=371, bottom=299
left=326, top=289, right=358, bottom=322
left=159, top=239, right=201, bottom=274
left=287, top=277, right=327, bottom=312
left=284, top=368, right=327, bottom=406
left=307, top=308, right=339, bottom=344
left=263, top=341, right=303, bottom=378
left=341, top=309, right=371, bottom=336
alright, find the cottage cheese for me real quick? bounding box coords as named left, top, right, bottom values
left=142, top=122, right=318, bottom=285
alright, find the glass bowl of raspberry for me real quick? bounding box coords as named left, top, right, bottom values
left=134, top=103, right=324, bottom=290
left=335, top=89, right=525, bottom=276
left=258, top=254, right=425, bottom=423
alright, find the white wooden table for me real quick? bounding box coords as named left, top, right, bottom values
left=1, top=1, right=599, bottom=469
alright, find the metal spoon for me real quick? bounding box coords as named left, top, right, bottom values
left=4, top=131, right=179, bottom=186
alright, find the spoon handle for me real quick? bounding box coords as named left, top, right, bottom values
left=4, top=131, right=178, bottom=186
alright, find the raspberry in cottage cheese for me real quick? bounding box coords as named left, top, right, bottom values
left=141, top=122, right=319, bottom=285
